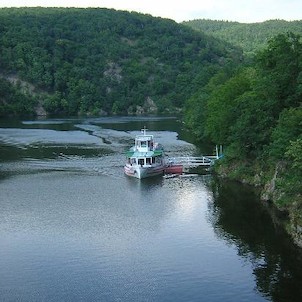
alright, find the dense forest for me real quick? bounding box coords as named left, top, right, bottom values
left=0, top=7, right=241, bottom=117
left=183, top=19, right=302, bottom=54
left=185, top=32, right=302, bottom=244
left=0, top=8, right=301, bottom=245
left=183, top=19, right=301, bottom=245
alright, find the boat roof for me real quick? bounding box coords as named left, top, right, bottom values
left=126, top=150, right=163, bottom=158
left=135, top=128, right=153, bottom=141
left=135, top=134, right=153, bottom=141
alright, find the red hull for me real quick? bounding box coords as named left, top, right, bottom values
left=164, top=164, right=183, bottom=174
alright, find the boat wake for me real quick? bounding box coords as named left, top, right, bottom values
left=0, top=153, right=126, bottom=180
left=0, top=118, right=197, bottom=180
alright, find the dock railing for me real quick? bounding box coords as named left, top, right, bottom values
left=167, top=145, right=223, bottom=169
left=167, top=156, right=215, bottom=168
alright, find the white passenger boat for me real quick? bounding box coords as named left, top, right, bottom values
left=124, top=128, right=165, bottom=179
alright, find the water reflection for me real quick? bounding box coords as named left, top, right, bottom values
left=209, top=180, right=302, bottom=302
left=1, top=117, right=302, bottom=301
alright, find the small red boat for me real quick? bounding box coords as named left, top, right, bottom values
left=164, top=163, right=183, bottom=174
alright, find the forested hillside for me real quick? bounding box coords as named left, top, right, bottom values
left=185, top=32, right=302, bottom=245
left=0, top=7, right=241, bottom=117
left=184, top=15, right=302, bottom=245
left=183, top=19, right=302, bottom=54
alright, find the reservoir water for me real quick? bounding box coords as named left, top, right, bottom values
left=0, top=117, right=301, bottom=301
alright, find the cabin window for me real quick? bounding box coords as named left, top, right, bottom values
left=130, top=158, right=136, bottom=165
left=141, top=141, right=147, bottom=147
left=138, top=158, right=144, bottom=166
left=146, top=158, right=151, bottom=165
left=152, top=157, right=155, bottom=164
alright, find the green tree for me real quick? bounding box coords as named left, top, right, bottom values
left=286, top=138, right=302, bottom=170
left=270, top=107, right=302, bottom=159
left=205, top=68, right=254, bottom=144
left=0, top=7, right=241, bottom=117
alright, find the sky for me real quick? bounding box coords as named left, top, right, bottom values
left=0, top=0, right=301, bottom=23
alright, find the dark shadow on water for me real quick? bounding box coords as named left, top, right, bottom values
left=209, top=179, right=302, bottom=302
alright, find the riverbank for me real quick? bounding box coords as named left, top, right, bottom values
left=215, top=159, right=302, bottom=249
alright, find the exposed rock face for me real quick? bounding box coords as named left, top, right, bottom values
left=261, top=163, right=283, bottom=202
left=0, top=72, right=48, bottom=116
left=126, top=97, right=158, bottom=115
left=260, top=162, right=302, bottom=248
left=144, top=96, right=157, bottom=114
left=135, top=105, right=144, bottom=115
left=103, top=62, right=122, bottom=83
left=4, top=74, right=36, bottom=94
left=35, top=103, right=47, bottom=116
left=289, top=202, right=302, bottom=248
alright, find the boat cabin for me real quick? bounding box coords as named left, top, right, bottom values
left=135, top=134, right=154, bottom=152
left=127, top=156, right=161, bottom=166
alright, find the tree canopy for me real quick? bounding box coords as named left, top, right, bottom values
left=183, top=19, right=302, bottom=55
left=0, top=7, right=241, bottom=117
left=185, top=32, right=302, bottom=206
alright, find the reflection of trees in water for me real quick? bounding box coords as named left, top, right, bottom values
left=208, top=180, right=302, bottom=302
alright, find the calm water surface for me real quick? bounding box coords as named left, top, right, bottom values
left=0, top=117, right=301, bottom=302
